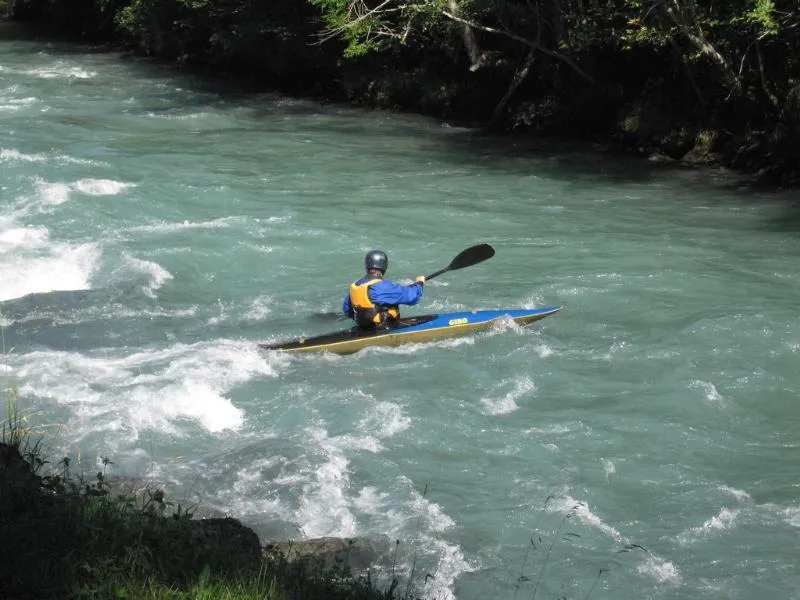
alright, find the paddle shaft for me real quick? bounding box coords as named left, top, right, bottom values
left=425, top=267, right=450, bottom=281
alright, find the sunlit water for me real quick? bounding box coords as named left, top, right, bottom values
left=2, top=23, right=799, bottom=600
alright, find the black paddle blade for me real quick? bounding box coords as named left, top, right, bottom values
left=448, top=243, right=495, bottom=270
left=425, top=243, right=495, bottom=281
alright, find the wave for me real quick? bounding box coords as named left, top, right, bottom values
left=22, top=64, right=97, bottom=80
left=7, top=339, right=286, bottom=448
left=480, top=375, right=535, bottom=415
left=0, top=231, right=100, bottom=302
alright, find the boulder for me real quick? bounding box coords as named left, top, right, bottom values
left=263, top=534, right=393, bottom=574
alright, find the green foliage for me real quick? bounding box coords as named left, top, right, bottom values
left=740, top=0, right=779, bottom=37
left=309, top=0, right=391, bottom=57
left=309, top=0, right=452, bottom=58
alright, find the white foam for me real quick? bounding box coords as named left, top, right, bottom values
left=520, top=294, right=546, bottom=308
left=230, top=458, right=285, bottom=514
left=24, top=65, right=96, bottom=79
left=549, top=495, right=681, bottom=585
left=206, top=429, right=470, bottom=600
left=0, top=96, right=38, bottom=112
left=551, top=496, right=624, bottom=542
left=0, top=148, right=48, bottom=163
left=146, top=111, right=214, bottom=120
left=719, top=485, right=751, bottom=501
left=74, top=178, right=136, bottom=196
left=691, top=380, right=725, bottom=403
left=678, top=507, right=739, bottom=544
left=356, top=400, right=410, bottom=438
left=407, top=483, right=457, bottom=533
left=488, top=315, right=524, bottom=334
left=332, top=434, right=383, bottom=453
left=125, top=216, right=241, bottom=235
left=1, top=150, right=106, bottom=170
left=0, top=226, right=50, bottom=247
left=20, top=177, right=134, bottom=215
left=402, top=484, right=469, bottom=600
left=56, top=154, right=104, bottom=166
left=352, top=486, right=390, bottom=515
left=523, top=423, right=574, bottom=435
left=782, top=506, right=800, bottom=527
left=558, top=286, right=591, bottom=297
left=636, top=555, right=682, bottom=584
left=360, top=335, right=476, bottom=356
left=480, top=375, right=534, bottom=415
left=424, top=299, right=464, bottom=313
left=294, top=426, right=357, bottom=538
left=243, top=296, right=272, bottom=321
left=0, top=233, right=100, bottom=302
left=419, top=539, right=473, bottom=600
left=123, top=254, right=173, bottom=298
left=36, top=180, right=71, bottom=206
left=9, top=339, right=281, bottom=447
left=598, top=339, right=627, bottom=360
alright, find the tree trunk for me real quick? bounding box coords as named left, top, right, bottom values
left=447, top=0, right=484, bottom=71
left=488, top=49, right=536, bottom=128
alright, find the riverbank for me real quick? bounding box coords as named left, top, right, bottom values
left=3, top=1, right=798, bottom=186
left=0, top=401, right=399, bottom=600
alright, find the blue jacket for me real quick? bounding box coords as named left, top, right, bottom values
left=343, top=276, right=424, bottom=318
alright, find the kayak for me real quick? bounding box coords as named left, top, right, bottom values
left=259, top=306, right=561, bottom=355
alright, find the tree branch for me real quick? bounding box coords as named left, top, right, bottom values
left=441, top=9, right=593, bottom=82
left=447, top=0, right=483, bottom=70
left=660, top=0, right=741, bottom=95
left=312, top=0, right=407, bottom=45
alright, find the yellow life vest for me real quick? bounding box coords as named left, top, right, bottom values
left=349, top=278, right=400, bottom=327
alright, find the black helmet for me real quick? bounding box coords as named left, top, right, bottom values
left=365, top=250, right=388, bottom=272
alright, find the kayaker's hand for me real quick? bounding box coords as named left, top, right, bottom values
left=415, top=276, right=425, bottom=285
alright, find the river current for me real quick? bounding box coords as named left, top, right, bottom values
left=2, top=24, right=799, bottom=600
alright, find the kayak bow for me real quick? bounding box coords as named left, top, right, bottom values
left=259, top=306, right=561, bottom=355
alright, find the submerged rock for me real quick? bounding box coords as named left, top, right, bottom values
left=263, top=535, right=394, bottom=573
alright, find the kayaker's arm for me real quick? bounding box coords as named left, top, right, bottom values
left=369, top=279, right=425, bottom=306
left=342, top=293, right=354, bottom=318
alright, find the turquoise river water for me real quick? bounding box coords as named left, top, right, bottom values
left=1, top=24, right=799, bottom=600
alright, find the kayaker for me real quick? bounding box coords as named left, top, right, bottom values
left=343, top=250, right=425, bottom=329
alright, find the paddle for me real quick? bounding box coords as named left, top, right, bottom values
left=424, top=243, right=495, bottom=282
left=312, top=244, right=495, bottom=320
